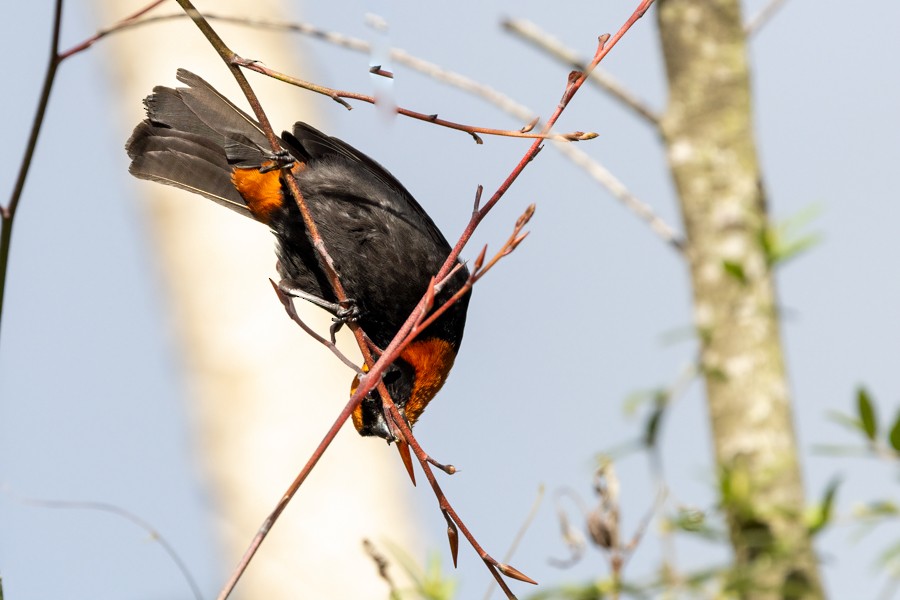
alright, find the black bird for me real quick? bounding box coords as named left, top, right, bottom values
left=126, top=69, right=469, bottom=441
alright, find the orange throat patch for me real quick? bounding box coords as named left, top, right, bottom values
left=399, top=337, right=457, bottom=426
left=349, top=337, right=457, bottom=432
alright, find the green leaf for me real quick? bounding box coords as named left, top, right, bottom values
left=622, top=388, right=655, bottom=416
left=808, top=476, right=841, bottom=536
left=877, top=540, right=900, bottom=573
left=811, top=444, right=870, bottom=457
left=762, top=204, right=823, bottom=268
left=722, top=260, right=747, bottom=284
left=826, top=410, right=863, bottom=431
left=670, top=508, right=707, bottom=533
left=855, top=500, right=900, bottom=519
left=857, top=387, right=878, bottom=440
left=889, top=410, right=900, bottom=453
left=644, top=401, right=665, bottom=449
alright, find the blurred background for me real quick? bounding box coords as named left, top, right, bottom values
left=1, top=1, right=898, bottom=598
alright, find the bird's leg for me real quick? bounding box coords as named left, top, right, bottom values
left=328, top=299, right=361, bottom=343
left=257, top=148, right=295, bottom=172
left=276, top=280, right=361, bottom=344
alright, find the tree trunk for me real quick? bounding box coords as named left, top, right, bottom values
left=656, top=1, right=823, bottom=597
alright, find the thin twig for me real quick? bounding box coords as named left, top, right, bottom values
left=170, top=3, right=654, bottom=598
left=0, top=0, right=169, bottom=344
left=645, top=360, right=698, bottom=479
left=269, top=279, right=362, bottom=373
left=482, top=486, right=546, bottom=600
left=58, top=0, right=166, bottom=59
left=12, top=493, right=203, bottom=600
left=59, top=9, right=680, bottom=250
left=378, top=7, right=659, bottom=592
left=165, top=6, right=393, bottom=600
left=621, top=485, right=668, bottom=568
left=553, top=143, right=685, bottom=251
left=163, top=7, right=501, bottom=600
left=643, top=361, right=697, bottom=588
left=251, top=13, right=680, bottom=250
left=0, top=0, right=62, bottom=344
left=548, top=487, right=591, bottom=568
left=745, top=0, right=790, bottom=36
left=362, top=539, right=403, bottom=600
left=69, top=11, right=590, bottom=143
left=502, top=18, right=660, bottom=127
left=234, top=57, right=596, bottom=144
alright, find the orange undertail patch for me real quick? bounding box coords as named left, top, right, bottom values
left=231, top=161, right=303, bottom=223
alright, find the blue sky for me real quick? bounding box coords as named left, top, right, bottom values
left=2, top=1, right=899, bottom=598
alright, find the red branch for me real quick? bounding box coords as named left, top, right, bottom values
left=165, top=1, right=657, bottom=598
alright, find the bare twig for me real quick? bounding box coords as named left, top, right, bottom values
left=169, top=2, right=654, bottom=598
left=482, top=486, right=546, bottom=600
left=234, top=57, right=596, bottom=144
left=376, top=5, right=659, bottom=589
left=745, top=0, right=790, bottom=36
left=621, top=484, right=667, bottom=567
left=165, top=7, right=404, bottom=600
left=69, top=11, right=590, bottom=143
left=553, top=143, right=685, bottom=251
left=1, top=0, right=63, bottom=344
left=305, top=11, right=655, bottom=595
left=165, top=4, right=520, bottom=598
left=363, top=539, right=403, bottom=600
left=59, top=9, right=680, bottom=251
left=58, top=0, right=166, bottom=59
left=0, top=0, right=169, bottom=344
left=548, top=487, right=591, bottom=568
left=259, top=14, right=680, bottom=250
left=546, top=461, right=665, bottom=595
left=11, top=493, right=203, bottom=600
left=256, top=15, right=679, bottom=251
left=269, top=279, right=362, bottom=373
left=502, top=18, right=660, bottom=127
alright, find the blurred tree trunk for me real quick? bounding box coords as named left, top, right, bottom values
left=97, top=2, right=421, bottom=597
left=656, top=1, right=823, bottom=597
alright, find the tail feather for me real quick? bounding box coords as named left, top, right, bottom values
left=125, top=69, right=279, bottom=218
left=127, top=123, right=252, bottom=216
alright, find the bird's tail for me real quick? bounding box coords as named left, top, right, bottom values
left=125, top=69, right=280, bottom=219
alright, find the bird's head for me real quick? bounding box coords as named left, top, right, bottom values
left=350, top=337, right=457, bottom=441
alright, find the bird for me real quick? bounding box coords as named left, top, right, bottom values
left=125, top=69, right=470, bottom=442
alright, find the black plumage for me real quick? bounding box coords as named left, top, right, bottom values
left=126, top=70, right=470, bottom=440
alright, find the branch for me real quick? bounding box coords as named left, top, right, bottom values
left=232, top=57, right=597, bottom=144
left=57, top=0, right=166, bottom=59
left=0, top=0, right=169, bottom=344
left=169, top=2, right=655, bottom=598
left=269, top=279, right=362, bottom=374
left=552, top=142, right=685, bottom=251
left=362, top=540, right=403, bottom=600
left=68, top=11, right=593, bottom=144
left=192, top=11, right=680, bottom=249
left=11, top=493, right=203, bottom=600
left=745, top=0, right=790, bottom=36
left=482, top=486, right=545, bottom=600
left=364, top=3, right=659, bottom=589
left=249, top=13, right=678, bottom=251
left=502, top=18, right=661, bottom=127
